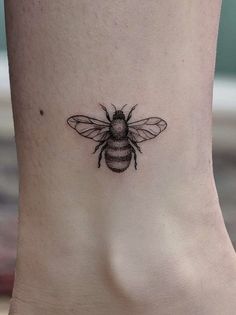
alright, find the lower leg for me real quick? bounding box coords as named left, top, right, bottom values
left=131, top=146, right=137, bottom=170
left=5, top=0, right=236, bottom=315
left=98, top=145, right=107, bottom=168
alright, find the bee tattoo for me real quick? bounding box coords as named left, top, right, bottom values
left=67, top=104, right=167, bottom=173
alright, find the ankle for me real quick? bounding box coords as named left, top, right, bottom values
left=11, top=176, right=236, bottom=314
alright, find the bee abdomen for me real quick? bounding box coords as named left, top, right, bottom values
left=105, top=139, right=132, bottom=173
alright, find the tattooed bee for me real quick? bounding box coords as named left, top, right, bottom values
left=67, top=104, right=167, bottom=173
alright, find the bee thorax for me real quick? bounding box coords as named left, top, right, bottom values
left=110, top=119, right=128, bottom=139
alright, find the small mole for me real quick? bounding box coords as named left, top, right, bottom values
left=39, top=109, right=44, bottom=116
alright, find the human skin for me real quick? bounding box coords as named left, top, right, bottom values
left=5, top=0, right=236, bottom=314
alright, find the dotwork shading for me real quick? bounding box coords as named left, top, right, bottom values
left=67, top=104, right=167, bottom=173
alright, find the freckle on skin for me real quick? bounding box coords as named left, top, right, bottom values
left=39, top=109, right=44, bottom=116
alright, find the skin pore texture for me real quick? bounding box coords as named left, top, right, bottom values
left=5, top=0, right=236, bottom=314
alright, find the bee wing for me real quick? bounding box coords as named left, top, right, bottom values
left=67, top=115, right=110, bottom=142
left=128, top=117, right=167, bottom=143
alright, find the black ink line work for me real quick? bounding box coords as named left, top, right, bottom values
left=67, top=104, right=167, bottom=173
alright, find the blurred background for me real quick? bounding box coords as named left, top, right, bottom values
left=0, top=1, right=236, bottom=313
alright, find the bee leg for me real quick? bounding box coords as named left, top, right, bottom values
left=93, top=141, right=105, bottom=154
left=98, top=144, right=107, bottom=168
left=126, top=104, right=138, bottom=122
left=131, top=146, right=137, bottom=170
left=100, top=104, right=111, bottom=122
left=129, top=138, right=142, bottom=153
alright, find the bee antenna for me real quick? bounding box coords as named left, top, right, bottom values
left=121, top=104, right=128, bottom=111
left=111, top=103, right=117, bottom=111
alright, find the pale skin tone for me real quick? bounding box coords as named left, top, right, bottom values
left=5, top=0, right=236, bottom=314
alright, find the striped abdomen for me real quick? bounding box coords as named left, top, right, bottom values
left=105, top=138, right=132, bottom=173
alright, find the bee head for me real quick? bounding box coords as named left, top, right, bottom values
left=112, top=104, right=127, bottom=120
left=113, top=110, right=125, bottom=119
